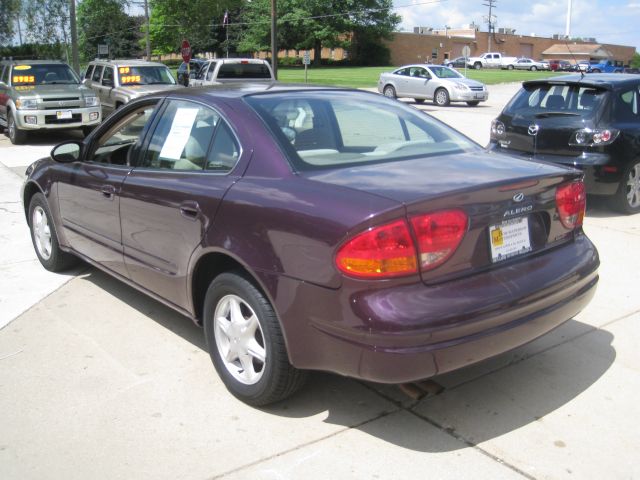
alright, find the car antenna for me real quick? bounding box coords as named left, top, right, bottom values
left=564, top=37, right=584, bottom=80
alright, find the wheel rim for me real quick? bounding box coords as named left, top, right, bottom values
left=626, top=163, right=640, bottom=208
left=436, top=90, right=447, bottom=105
left=32, top=206, right=52, bottom=260
left=384, top=87, right=394, bottom=98
left=8, top=116, right=15, bottom=141
left=214, top=294, right=266, bottom=385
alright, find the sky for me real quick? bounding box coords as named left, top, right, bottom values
left=393, top=0, right=640, bottom=50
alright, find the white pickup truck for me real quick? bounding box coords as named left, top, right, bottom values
left=466, top=52, right=518, bottom=70
left=189, top=58, right=275, bottom=86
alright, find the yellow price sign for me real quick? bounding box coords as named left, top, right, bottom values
left=491, top=227, right=504, bottom=247
left=13, top=75, right=35, bottom=83
left=121, top=75, right=141, bottom=84
left=119, top=67, right=130, bottom=74
left=14, top=65, right=32, bottom=71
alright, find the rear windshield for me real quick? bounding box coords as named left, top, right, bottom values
left=218, top=63, right=272, bottom=79
left=245, top=90, right=477, bottom=171
left=505, top=83, right=607, bottom=117
left=11, top=64, right=79, bottom=85
left=117, top=66, right=176, bottom=85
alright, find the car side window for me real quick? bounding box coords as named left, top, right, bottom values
left=84, top=65, right=94, bottom=80
left=616, top=87, right=640, bottom=121
left=141, top=100, right=220, bottom=171
left=102, top=67, right=114, bottom=85
left=90, top=104, right=158, bottom=165
left=92, top=65, right=104, bottom=82
left=1, top=65, right=9, bottom=84
left=206, top=63, right=216, bottom=81
left=206, top=122, right=240, bottom=172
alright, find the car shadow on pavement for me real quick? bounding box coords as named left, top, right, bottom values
left=585, top=195, right=624, bottom=218
left=2, top=129, right=84, bottom=146
left=83, top=267, right=615, bottom=453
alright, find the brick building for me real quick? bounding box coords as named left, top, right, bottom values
left=385, top=30, right=636, bottom=66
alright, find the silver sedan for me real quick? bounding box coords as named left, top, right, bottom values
left=378, top=65, right=489, bottom=107
left=502, top=58, right=549, bottom=71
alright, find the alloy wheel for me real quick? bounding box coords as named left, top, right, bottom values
left=32, top=206, right=52, bottom=260
left=214, top=294, right=266, bottom=385
left=626, top=163, right=640, bottom=208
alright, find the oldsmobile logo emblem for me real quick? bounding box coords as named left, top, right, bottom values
left=513, top=192, right=525, bottom=203
left=528, top=124, right=540, bottom=136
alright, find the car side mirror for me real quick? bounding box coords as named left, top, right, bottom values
left=51, top=141, right=82, bottom=163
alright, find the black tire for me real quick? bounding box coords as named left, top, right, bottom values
left=414, top=98, right=425, bottom=104
left=531, top=66, right=538, bottom=71
left=466, top=101, right=480, bottom=107
left=610, top=160, right=640, bottom=214
left=28, top=193, right=79, bottom=272
left=592, top=69, right=601, bottom=73
left=474, top=62, right=482, bottom=70
left=383, top=85, right=396, bottom=99
left=7, top=112, right=27, bottom=145
left=507, top=64, right=514, bottom=70
left=434, top=88, right=450, bottom=106
left=203, top=272, right=307, bottom=406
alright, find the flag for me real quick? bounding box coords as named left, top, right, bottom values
left=223, top=10, right=229, bottom=28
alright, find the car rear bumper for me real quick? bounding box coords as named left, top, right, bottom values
left=272, top=233, right=598, bottom=383
left=15, top=107, right=101, bottom=130
left=489, top=145, right=622, bottom=196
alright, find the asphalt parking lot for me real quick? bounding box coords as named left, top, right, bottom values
left=1, top=83, right=639, bottom=480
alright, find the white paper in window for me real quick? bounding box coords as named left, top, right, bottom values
left=159, top=108, right=199, bottom=160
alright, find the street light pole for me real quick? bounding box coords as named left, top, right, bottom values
left=271, top=0, right=277, bottom=79
left=144, top=0, right=151, bottom=60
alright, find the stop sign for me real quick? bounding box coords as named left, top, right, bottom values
left=181, top=39, right=191, bottom=63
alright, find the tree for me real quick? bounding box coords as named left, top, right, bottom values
left=77, top=0, right=142, bottom=61
left=0, top=0, right=21, bottom=46
left=238, top=0, right=399, bottom=66
left=149, top=0, right=239, bottom=55
left=631, top=51, right=640, bottom=69
left=20, top=0, right=71, bottom=60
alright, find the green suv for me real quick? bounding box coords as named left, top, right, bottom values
left=0, top=60, right=101, bottom=144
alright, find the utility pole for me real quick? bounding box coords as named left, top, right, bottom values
left=482, top=0, right=496, bottom=52
left=565, top=0, right=572, bottom=38
left=271, top=0, right=277, bottom=79
left=69, top=0, right=80, bottom=73
left=144, top=0, right=151, bottom=60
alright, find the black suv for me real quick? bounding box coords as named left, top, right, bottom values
left=490, top=74, right=640, bottom=214
left=176, top=59, right=208, bottom=86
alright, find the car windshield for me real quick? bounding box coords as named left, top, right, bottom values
left=246, top=90, right=477, bottom=171
left=428, top=66, right=464, bottom=79
left=117, top=66, right=176, bottom=85
left=505, top=83, right=608, bottom=117
left=11, top=64, right=79, bottom=85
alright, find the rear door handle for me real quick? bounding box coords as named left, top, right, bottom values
left=180, top=201, right=201, bottom=220
left=101, top=185, right=115, bottom=199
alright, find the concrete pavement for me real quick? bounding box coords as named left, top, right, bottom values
left=1, top=84, right=639, bottom=480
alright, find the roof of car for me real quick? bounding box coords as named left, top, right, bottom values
left=90, top=59, right=167, bottom=67
left=163, top=82, right=344, bottom=100
left=1, top=59, right=68, bottom=65
left=524, top=73, right=640, bottom=90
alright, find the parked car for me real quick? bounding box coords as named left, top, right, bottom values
left=502, top=58, right=548, bottom=71
left=378, top=64, right=488, bottom=106
left=537, top=59, right=551, bottom=70
left=0, top=59, right=101, bottom=144
left=465, top=52, right=518, bottom=69
left=177, top=58, right=208, bottom=86
left=576, top=61, right=590, bottom=72
left=587, top=59, right=624, bottom=73
left=443, top=56, right=468, bottom=68
left=23, top=85, right=599, bottom=406
left=188, top=58, right=274, bottom=86
left=548, top=59, right=575, bottom=72
left=83, top=59, right=180, bottom=117
left=490, top=74, right=640, bottom=214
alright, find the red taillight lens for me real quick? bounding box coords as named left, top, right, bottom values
left=336, top=220, right=418, bottom=278
left=556, top=181, right=586, bottom=229
left=410, top=210, right=468, bottom=271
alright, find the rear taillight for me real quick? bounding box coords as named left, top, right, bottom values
left=569, top=128, right=619, bottom=146
left=336, top=220, right=417, bottom=278
left=335, top=209, right=468, bottom=279
left=410, top=210, right=468, bottom=271
left=556, top=181, right=586, bottom=229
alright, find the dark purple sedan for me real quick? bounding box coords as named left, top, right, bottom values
left=22, top=84, right=599, bottom=406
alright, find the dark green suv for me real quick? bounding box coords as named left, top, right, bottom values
left=0, top=60, right=101, bottom=144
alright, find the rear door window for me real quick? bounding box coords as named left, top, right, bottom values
left=615, top=86, right=640, bottom=121
left=217, top=63, right=271, bottom=79
left=92, top=65, right=104, bottom=82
